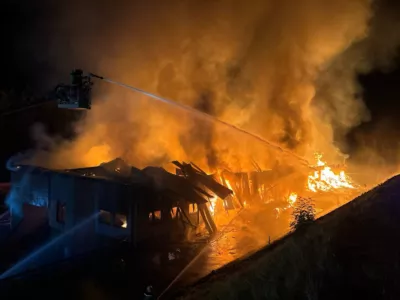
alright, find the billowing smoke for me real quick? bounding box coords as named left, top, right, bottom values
left=24, top=0, right=400, bottom=174
left=310, top=0, right=400, bottom=163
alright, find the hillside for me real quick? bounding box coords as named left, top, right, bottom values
left=175, top=175, right=400, bottom=300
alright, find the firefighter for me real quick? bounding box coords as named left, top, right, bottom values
left=55, top=69, right=92, bottom=109
left=143, top=285, right=154, bottom=300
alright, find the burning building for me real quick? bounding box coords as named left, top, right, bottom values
left=0, top=158, right=233, bottom=278
left=199, top=152, right=360, bottom=222
left=0, top=149, right=361, bottom=280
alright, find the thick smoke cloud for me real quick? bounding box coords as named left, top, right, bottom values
left=24, top=0, right=399, bottom=174
left=311, top=0, right=400, bottom=163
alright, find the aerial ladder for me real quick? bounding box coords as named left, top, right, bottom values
left=53, top=69, right=103, bottom=110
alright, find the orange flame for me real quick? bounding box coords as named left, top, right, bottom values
left=288, top=192, right=298, bottom=206
left=209, top=195, right=218, bottom=216
left=308, top=153, right=354, bottom=192
left=225, top=180, right=234, bottom=194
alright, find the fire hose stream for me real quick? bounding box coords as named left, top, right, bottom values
left=90, top=74, right=310, bottom=168
left=1, top=70, right=311, bottom=169
left=156, top=208, right=246, bottom=299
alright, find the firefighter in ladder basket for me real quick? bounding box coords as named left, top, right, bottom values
left=55, top=69, right=93, bottom=109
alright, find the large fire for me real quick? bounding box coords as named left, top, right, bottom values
left=208, top=152, right=356, bottom=219
left=284, top=153, right=355, bottom=207
left=307, top=153, right=354, bottom=193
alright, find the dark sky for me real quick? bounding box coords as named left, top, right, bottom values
left=0, top=0, right=400, bottom=181
left=1, top=1, right=50, bottom=90
left=348, top=64, right=400, bottom=163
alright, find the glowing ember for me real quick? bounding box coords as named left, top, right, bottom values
left=277, top=192, right=297, bottom=212
left=308, top=153, right=354, bottom=192
left=288, top=192, right=298, bottom=206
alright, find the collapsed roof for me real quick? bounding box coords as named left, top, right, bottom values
left=68, top=158, right=233, bottom=205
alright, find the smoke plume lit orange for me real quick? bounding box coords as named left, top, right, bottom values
left=24, top=0, right=400, bottom=186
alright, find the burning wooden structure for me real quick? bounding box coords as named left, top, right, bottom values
left=1, top=152, right=360, bottom=278
left=176, top=153, right=359, bottom=219
left=0, top=158, right=237, bottom=278
left=6, top=158, right=233, bottom=256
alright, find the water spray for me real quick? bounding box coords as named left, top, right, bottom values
left=156, top=209, right=245, bottom=299
left=0, top=212, right=100, bottom=279
left=86, top=72, right=310, bottom=167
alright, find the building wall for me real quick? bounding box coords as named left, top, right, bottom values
left=47, top=173, right=133, bottom=256
left=10, top=166, right=199, bottom=252
left=48, top=173, right=74, bottom=231
left=94, top=179, right=131, bottom=241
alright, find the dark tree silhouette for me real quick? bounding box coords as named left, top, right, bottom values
left=290, top=196, right=316, bottom=231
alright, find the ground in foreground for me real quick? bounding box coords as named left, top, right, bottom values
left=176, top=175, right=400, bottom=300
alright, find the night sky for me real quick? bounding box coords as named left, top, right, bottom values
left=0, top=0, right=400, bottom=182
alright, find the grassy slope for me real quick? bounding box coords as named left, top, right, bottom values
left=176, top=175, right=400, bottom=300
